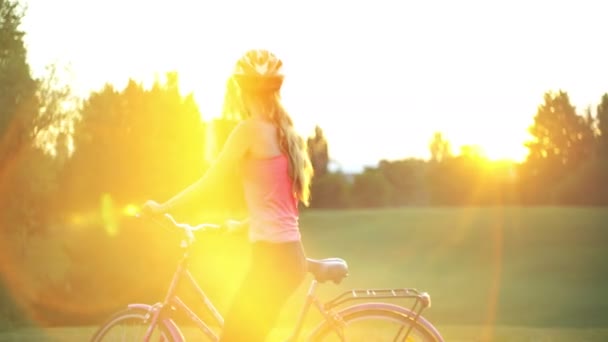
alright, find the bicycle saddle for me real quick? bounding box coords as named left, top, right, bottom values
left=306, top=258, right=349, bottom=284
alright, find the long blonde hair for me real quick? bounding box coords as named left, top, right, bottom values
left=242, top=90, right=314, bottom=206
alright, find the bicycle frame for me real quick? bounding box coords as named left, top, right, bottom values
left=142, top=245, right=224, bottom=341
left=139, top=253, right=333, bottom=342
left=137, top=214, right=434, bottom=341
left=288, top=280, right=335, bottom=341
left=140, top=247, right=432, bottom=342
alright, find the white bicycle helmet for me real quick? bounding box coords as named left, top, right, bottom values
left=232, top=49, right=284, bottom=92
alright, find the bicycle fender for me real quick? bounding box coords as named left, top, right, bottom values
left=309, top=302, right=444, bottom=342
left=127, top=303, right=185, bottom=342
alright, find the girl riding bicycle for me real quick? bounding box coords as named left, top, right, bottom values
left=143, top=49, right=314, bottom=342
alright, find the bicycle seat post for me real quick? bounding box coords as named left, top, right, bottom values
left=287, top=279, right=320, bottom=341
left=307, top=279, right=318, bottom=297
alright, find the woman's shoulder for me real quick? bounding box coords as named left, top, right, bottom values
left=229, top=119, right=272, bottom=143
left=240, top=118, right=277, bottom=136
left=231, top=119, right=257, bottom=136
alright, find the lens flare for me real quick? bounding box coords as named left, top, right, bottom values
left=123, top=204, right=140, bottom=217
left=100, top=193, right=118, bottom=236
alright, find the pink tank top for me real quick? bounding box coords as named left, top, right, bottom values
left=241, top=154, right=300, bottom=242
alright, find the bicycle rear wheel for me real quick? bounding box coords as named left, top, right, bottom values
left=308, top=303, right=444, bottom=342
left=90, top=307, right=178, bottom=342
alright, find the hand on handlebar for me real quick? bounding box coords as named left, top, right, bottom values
left=138, top=201, right=246, bottom=237
left=141, top=199, right=166, bottom=216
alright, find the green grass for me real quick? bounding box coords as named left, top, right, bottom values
left=2, top=325, right=608, bottom=341
left=1, top=206, right=607, bottom=341
left=297, top=207, right=608, bottom=329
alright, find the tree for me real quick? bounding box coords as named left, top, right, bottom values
left=526, top=91, right=594, bottom=170
left=378, top=159, right=427, bottom=206
left=427, top=152, right=481, bottom=206
left=429, top=132, right=452, bottom=162
left=351, top=168, right=391, bottom=208
left=307, top=125, right=329, bottom=178
left=0, top=0, right=37, bottom=164
left=0, top=3, right=70, bottom=241
left=0, top=2, right=76, bottom=325
left=1, top=63, right=82, bottom=257
left=522, top=91, right=595, bottom=203
left=32, top=63, right=79, bottom=161
left=597, top=93, right=608, bottom=159
left=59, top=73, right=206, bottom=213
left=309, top=171, right=351, bottom=208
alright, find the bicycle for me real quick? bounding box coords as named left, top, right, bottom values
left=90, top=213, right=445, bottom=341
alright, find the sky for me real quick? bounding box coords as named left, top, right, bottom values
left=20, top=0, right=608, bottom=172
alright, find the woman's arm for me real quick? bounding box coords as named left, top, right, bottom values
left=145, top=121, right=253, bottom=214
left=225, top=217, right=250, bottom=234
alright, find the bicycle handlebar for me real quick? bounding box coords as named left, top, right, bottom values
left=162, top=213, right=223, bottom=232
left=137, top=212, right=225, bottom=247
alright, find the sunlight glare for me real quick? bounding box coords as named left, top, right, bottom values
left=69, top=214, right=84, bottom=225
left=205, top=121, right=218, bottom=163
left=122, top=204, right=140, bottom=217
left=22, top=0, right=608, bottom=168
left=100, top=193, right=118, bottom=236
left=479, top=140, right=529, bottom=162
left=447, top=122, right=531, bottom=162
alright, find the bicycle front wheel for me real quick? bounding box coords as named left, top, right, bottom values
left=90, top=306, right=180, bottom=342
left=308, top=303, right=444, bottom=342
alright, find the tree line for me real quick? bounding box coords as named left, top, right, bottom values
left=307, top=91, right=608, bottom=208
left=1, top=0, right=607, bottom=328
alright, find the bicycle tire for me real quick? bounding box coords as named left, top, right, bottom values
left=90, top=306, right=182, bottom=342
left=307, top=302, right=444, bottom=342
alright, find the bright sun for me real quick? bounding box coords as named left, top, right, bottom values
left=448, top=123, right=531, bottom=162
left=480, top=141, right=529, bottom=162
left=25, top=0, right=580, bottom=168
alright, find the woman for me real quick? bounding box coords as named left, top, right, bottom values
left=142, top=49, right=314, bottom=341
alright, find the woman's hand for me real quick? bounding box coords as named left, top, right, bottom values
left=141, top=200, right=166, bottom=216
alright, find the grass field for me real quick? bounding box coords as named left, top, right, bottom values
left=2, top=325, right=608, bottom=342
left=1, top=206, right=607, bottom=341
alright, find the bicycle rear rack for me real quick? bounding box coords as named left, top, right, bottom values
left=322, top=287, right=433, bottom=339
left=324, top=288, right=431, bottom=311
